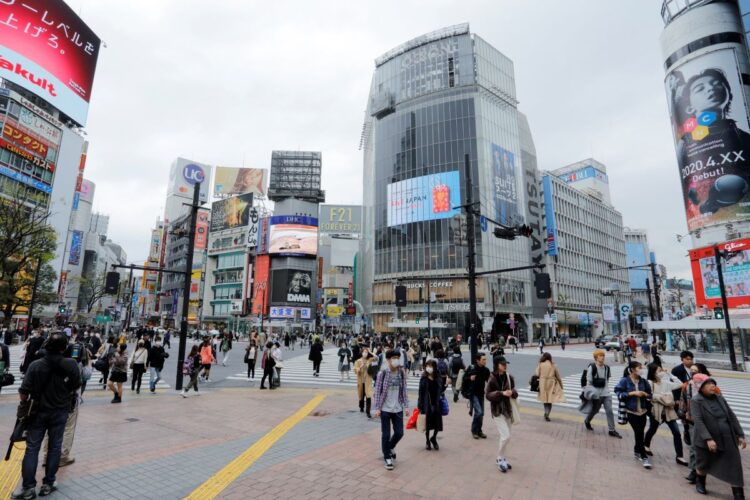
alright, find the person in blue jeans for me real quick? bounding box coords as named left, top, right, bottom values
left=373, top=350, right=410, bottom=471
left=467, top=352, right=490, bottom=439
left=13, top=333, right=81, bottom=500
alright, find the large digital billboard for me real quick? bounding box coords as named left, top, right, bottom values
left=491, top=144, right=521, bottom=225
left=271, top=269, right=313, bottom=304
left=0, top=0, right=101, bottom=126
left=690, top=238, right=750, bottom=308
left=210, top=193, right=253, bottom=233
left=387, top=171, right=460, bottom=227
left=213, top=167, right=267, bottom=197
left=268, top=215, right=318, bottom=256
left=665, top=48, right=750, bottom=231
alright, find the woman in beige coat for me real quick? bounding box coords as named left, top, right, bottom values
left=535, top=352, right=566, bottom=421
left=354, top=348, right=377, bottom=418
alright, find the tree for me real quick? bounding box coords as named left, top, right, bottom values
left=0, top=187, right=58, bottom=329
left=77, top=272, right=110, bottom=313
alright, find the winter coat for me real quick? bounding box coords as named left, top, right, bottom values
left=417, top=375, right=444, bottom=432
left=693, top=392, right=745, bottom=487
left=535, top=360, right=566, bottom=404
left=486, top=371, right=518, bottom=418
left=308, top=342, right=323, bottom=362
left=354, top=354, right=376, bottom=399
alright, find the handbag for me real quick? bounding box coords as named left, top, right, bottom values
left=81, top=366, right=93, bottom=382
left=529, top=375, right=540, bottom=392
left=416, top=413, right=427, bottom=432
left=1, top=372, right=15, bottom=387
left=508, top=374, right=521, bottom=425
left=617, top=398, right=628, bottom=425
left=406, top=408, right=419, bottom=430
left=440, top=396, right=450, bottom=416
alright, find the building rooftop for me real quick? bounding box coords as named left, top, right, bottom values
left=374, top=23, right=470, bottom=67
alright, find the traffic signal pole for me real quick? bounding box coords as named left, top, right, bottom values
left=464, top=154, right=479, bottom=361
left=713, top=245, right=739, bottom=371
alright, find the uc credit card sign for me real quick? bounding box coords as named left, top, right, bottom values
left=387, top=171, right=461, bottom=227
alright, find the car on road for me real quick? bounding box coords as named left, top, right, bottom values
left=595, top=335, right=622, bottom=351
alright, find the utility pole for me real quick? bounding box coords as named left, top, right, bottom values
left=25, top=256, right=43, bottom=340
left=645, top=277, right=656, bottom=342
left=122, top=265, right=135, bottom=329
left=176, top=182, right=201, bottom=390
left=463, top=153, right=479, bottom=361
left=713, top=245, right=739, bottom=371
left=426, top=279, right=432, bottom=339
left=650, top=262, right=662, bottom=321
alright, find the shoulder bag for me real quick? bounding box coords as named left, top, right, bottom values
left=507, top=374, right=522, bottom=425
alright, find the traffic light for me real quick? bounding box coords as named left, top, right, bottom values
left=517, top=224, right=533, bottom=237
left=714, top=307, right=725, bottom=319
left=395, top=285, right=407, bottom=307
left=534, top=273, right=551, bottom=299
left=58, top=304, right=67, bottom=314
left=493, top=227, right=516, bottom=240
left=105, top=271, right=120, bottom=294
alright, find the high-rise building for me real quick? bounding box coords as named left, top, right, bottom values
left=361, top=24, right=539, bottom=339
left=624, top=228, right=658, bottom=326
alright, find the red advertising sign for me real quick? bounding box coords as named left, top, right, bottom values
left=252, top=255, right=270, bottom=316
left=0, top=0, right=101, bottom=126
left=3, top=121, right=49, bottom=157
left=194, top=211, right=209, bottom=250
left=0, top=136, right=53, bottom=171
left=690, top=237, right=750, bottom=309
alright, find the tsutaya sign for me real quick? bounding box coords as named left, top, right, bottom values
left=399, top=281, right=454, bottom=289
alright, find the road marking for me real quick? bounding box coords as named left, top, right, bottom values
left=185, top=393, right=326, bottom=500
left=0, top=442, right=25, bottom=499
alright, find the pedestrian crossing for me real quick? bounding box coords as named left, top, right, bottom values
left=1, top=345, right=171, bottom=393
left=510, top=346, right=682, bottom=366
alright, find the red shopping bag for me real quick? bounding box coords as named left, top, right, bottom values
left=406, top=408, right=420, bottom=430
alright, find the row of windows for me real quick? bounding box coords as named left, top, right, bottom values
left=216, top=252, right=244, bottom=269
left=214, top=269, right=242, bottom=284
left=0, top=147, right=54, bottom=184
left=0, top=176, right=49, bottom=207
left=212, top=303, right=232, bottom=316
left=213, top=286, right=242, bottom=300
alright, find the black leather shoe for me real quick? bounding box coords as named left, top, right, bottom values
left=732, top=487, right=745, bottom=499
left=696, top=475, right=707, bottom=495
left=686, top=470, right=696, bottom=484
left=584, top=421, right=593, bottom=431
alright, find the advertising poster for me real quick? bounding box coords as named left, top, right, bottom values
left=387, top=171, right=461, bottom=227
left=210, top=193, right=253, bottom=233
left=602, top=303, right=616, bottom=322
left=491, top=144, right=520, bottom=225
left=194, top=211, right=209, bottom=250
left=68, top=230, right=83, bottom=265
left=690, top=238, right=750, bottom=308
left=18, top=106, right=62, bottom=145
left=246, top=207, right=260, bottom=249
left=665, top=48, right=750, bottom=231
left=268, top=215, right=318, bottom=256
left=251, top=255, right=270, bottom=315
left=79, top=179, right=94, bottom=203
left=169, top=158, right=212, bottom=204
left=541, top=175, right=558, bottom=257
left=0, top=0, right=101, bottom=126
left=319, top=205, right=363, bottom=234
left=271, top=269, right=312, bottom=304
left=214, top=167, right=267, bottom=196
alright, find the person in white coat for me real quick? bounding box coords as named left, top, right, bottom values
left=644, top=363, right=688, bottom=465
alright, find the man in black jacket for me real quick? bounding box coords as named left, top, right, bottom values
left=148, top=336, right=169, bottom=393
left=467, top=352, right=490, bottom=439
left=12, top=333, right=81, bottom=499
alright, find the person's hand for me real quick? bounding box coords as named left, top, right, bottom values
left=470, top=375, right=476, bottom=381
left=404, top=409, right=410, bottom=417
left=707, top=439, right=718, bottom=453
left=502, top=390, right=512, bottom=397
left=374, top=410, right=381, bottom=418
left=739, top=437, right=747, bottom=449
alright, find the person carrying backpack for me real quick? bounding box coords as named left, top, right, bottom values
left=181, top=345, right=202, bottom=397
left=448, top=346, right=466, bottom=403
left=148, top=336, right=169, bottom=393
left=434, top=349, right=450, bottom=396
left=582, top=349, right=621, bottom=438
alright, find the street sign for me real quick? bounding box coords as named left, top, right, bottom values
left=619, top=303, right=632, bottom=316
left=480, top=215, right=488, bottom=233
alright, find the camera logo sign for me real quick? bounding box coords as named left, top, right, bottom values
left=183, top=164, right=205, bottom=185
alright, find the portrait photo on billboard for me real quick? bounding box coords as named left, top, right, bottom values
left=386, top=171, right=461, bottom=227
left=268, top=216, right=318, bottom=256
left=491, top=144, right=521, bottom=225
left=271, top=269, right=312, bottom=304
left=210, top=193, right=253, bottom=232
left=666, top=48, right=750, bottom=231
left=689, top=238, right=750, bottom=308
left=214, top=167, right=268, bottom=196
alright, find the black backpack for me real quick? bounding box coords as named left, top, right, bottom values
left=460, top=366, right=475, bottom=400
left=581, top=363, right=609, bottom=388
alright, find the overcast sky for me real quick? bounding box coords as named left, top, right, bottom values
left=68, top=0, right=692, bottom=278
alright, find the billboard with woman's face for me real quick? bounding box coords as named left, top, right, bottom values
left=665, top=48, right=750, bottom=231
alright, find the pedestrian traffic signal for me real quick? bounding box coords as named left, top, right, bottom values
left=395, top=285, right=407, bottom=307
left=58, top=304, right=67, bottom=314
left=517, top=224, right=533, bottom=237
left=534, top=273, right=551, bottom=299
left=493, top=227, right=516, bottom=240
left=714, top=307, right=725, bottom=319
left=105, top=271, right=120, bottom=294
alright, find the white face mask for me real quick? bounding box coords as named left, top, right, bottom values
left=390, top=359, right=400, bottom=367
left=425, top=367, right=434, bottom=374
left=638, top=368, right=647, bottom=378
left=657, top=372, right=667, bottom=380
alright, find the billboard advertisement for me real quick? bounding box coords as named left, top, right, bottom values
left=168, top=158, right=212, bottom=204
left=491, top=144, right=521, bottom=225
left=18, top=106, right=62, bottom=145
left=251, top=255, right=270, bottom=315
left=213, top=167, right=267, bottom=196
left=268, top=215, right=318, bottom=256
left=210, top=193, right=253, bottom=233
left=79, top=179, right=94, bottom=204
left=386, top=171, right=460, bottom=227
left=194, top=210, right=209, bottom=250
left=319, top=205, right=362, bottom=234
left=271, top=269, right=313, bottom=304
left=665, top=48, right=750, bottom=231
left=0, top=0, right=101, bottom=126
left=269, top=307, right=311, bottom=320
left=542, top=175, right=558, bottom=257
left=68, top=230, right=82, bottom=265
left=690, top=238, right=750, bottom=308
left=246, top=207, right=260, bottom=249
left=625, top=242, right=649, bottom=290
left=2, top=120, right=55, bottom=164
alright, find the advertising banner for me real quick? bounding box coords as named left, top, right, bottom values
left=213, top=167, right=267, bottom=196
left=251, top=255, right=270, bottom=315
left=387, top=171, right=461, bottom=227
left=602, top=303, right=616, bottom=322
left=79, top=179, right=94, bottom=203
left=491, top=144, right=520, bottom=225
left=17, top=106, right=62, bottom=145
left=0, top=136, right=53, bottom=172
left=194, top=211, right=209, bottom=250
left=257, top=217, right=270, bottom=254
left=210, top=193, right=253, bottom=233
left=2, top=120, right=54, bottom=163
left=268, top=215, right=318, bottom=256
left=0, top=163, right=50, bottom=193
left=690, top=237, right=750, bottom=308
left=319, top=205, right=363, bottom=234
left=665, top=48, right=750, bottom=231
left=0, top=0, right=101, bottom=126
left=169, top=158, right=212, bottom=204
left=271, top=269, right=312, bottom=304
left=68, top=230, right=82, bottom=265
left=269, top=307, right=311, bottom=320
left=542, top=175, right=558, bottom=257
left=246, top=207, right=259, bottom=249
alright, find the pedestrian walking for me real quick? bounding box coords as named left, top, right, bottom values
left=681, top=363, right=712, bottom=484
left=535, top=352, right=565, bottom=421
left=309, top=338, right=323, bottom=377
left=354, top=347, right=377, bottom=418
left=220, top=333, right=232, bottom=366
left=148, top=336, right=168, bottom=393
left=163, top=329, right=171, bottom=349
left=94, top=336, right=115, bottom=390
left=641, top=340, right=651, bottom=364
left=466, top=352, right=491, bottom=439
left=181, top=345, right=202, bottom=397
left=418, top=359, right=444, bottom=450
left=271, top=342, right=284, bottom=387
left=373, top=350, right=410, bottom=471
left=485, top=355, right=518, bottom=473
left=691, top=375, right=746, bottom=498
left=643, top=363, right=687, bottom=465
left=129, top=340, right=148, bottom=394
left=508, top=335, right=517, bottom=353
left=337, top=341, right=352, bottom=382
left=614, top=361, right=653, bottom=469
left=244, top=341, right=258, bottom=379
left=260, top=342, right=276, bottom=390
left=581, top=350, right=621, bottom=438
left=448, top=346, right=466, bottom=403
left=11, top=334, right=81, bottom=500
left=538, top=337, right=545, bottom=354
left=199, top=337, right=214, bottom=382
left=107, top=344, right=128, bottom=404
left=560, top=335, right=567, bottom=351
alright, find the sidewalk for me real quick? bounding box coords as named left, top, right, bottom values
left=1, top=385, right=748, bottom=499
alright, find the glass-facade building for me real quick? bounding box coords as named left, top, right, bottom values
left=361, top=24, right=539, bottom=339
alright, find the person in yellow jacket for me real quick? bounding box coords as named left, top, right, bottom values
left=354, top=347, right=378, bottom=418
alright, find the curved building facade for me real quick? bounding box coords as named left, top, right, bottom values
left=361, top=24, right=542, bottom=338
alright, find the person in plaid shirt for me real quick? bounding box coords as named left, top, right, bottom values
left=374, top=350, right=410, bottom=471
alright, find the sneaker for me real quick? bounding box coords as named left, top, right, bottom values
left=644, top=447, right=653, bottom=456
left=38, top=484, right=56, bottom=497
left=640, top=456, right=652, bottom=469
left=384, top=458, right=394, bottom=471
left=608, top=430, right=622, bottom=439
left=478, top=432, right=488, bottom=439
left=496, top=458, right=507, bottom=473
left=181, top=391, right=188, bottom=398
left=472, top=433, right=480, bottom=439
left=504, top=459, right=512, bottom=470
left=584, top=421, right=593, bottom=431
left=390, top=450, right=396, bottom=461
left=10, top=487, right=36, bottom=499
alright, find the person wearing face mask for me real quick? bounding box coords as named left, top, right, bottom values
left=373, top=351, right=410, bottom=471
left=418, top=359, right=444, bottom=450
left=643, top=363, right=687, bottom=465
left=614, top=361, right=653, bottom=469
left=130, top=340, right=149, bottom=394
left=354, top=348, right=377, bottom=418
left=692, top=375, right=746, bottom=498
left=681, top=363, right=712, bottom=484
left=148, top=336, right=169, bottom=394
left=485, top=356, right=518, bottom=473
